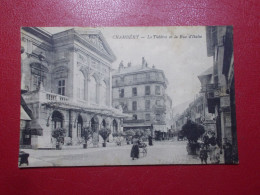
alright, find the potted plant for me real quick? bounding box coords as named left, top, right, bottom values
left=99, top=128, right=111, bottom=147
left=112, top=132, right=118, bottom=138
left=182, top=120, right=205, bottom=155
left=52, top=127, right=66, bottom=150
left=82, top=126, right=92, bottom=149
left=124, top=129, right=135, bottom=144
left=135, top=129, right=144, bottom=138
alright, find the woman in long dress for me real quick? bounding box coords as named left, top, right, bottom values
left=131, top=136, right=140, bottom=160
left=208, top=133, right=220, bottom=164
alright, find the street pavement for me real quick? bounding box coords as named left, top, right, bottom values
left=20, top=140, right=203, bottom=167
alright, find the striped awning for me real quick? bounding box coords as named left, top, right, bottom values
left=153, top=125, right=167, bottom=132
left=20, top=106, right=31, bottom=121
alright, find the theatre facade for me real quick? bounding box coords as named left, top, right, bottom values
left=20, top=27, right=127, bottom=149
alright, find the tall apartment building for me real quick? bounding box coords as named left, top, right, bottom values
left=112, top=58, right=173, bottom=139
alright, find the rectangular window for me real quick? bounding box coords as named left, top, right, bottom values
left=145, top=100, right=150, bottom=110
left=156, top=114, right=161, bottom=121
left=132, top=101, right=137, bottom=111
left=120, top=89, right=124, bottom=98
left=145, top=86, right=150, bottom=95
left=32, top=75, right=41, bottom=90
left=145, top=114, right=151, bottom=121
left=132, top=87, right=137, bottom=96
left=26, top=40, right=33, bottom=54
left=58, top=80, right=65, bottom=95
left=146, top=73, right=150, bottom=80
left=155, top=86, right=161, bottom=95
left=156, top=99, right=162, bottom=106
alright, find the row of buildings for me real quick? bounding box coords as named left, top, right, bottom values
left=174, top=26, right=238, bottom=163
left=20, top=27, right=174, bottom=149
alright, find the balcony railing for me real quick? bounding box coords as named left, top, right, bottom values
left=23, top=90, right=69, bottom=103
left=206, top=83, right=219, bottom=91
left=206, top=83, right=220, bottom=99
left=123, top=119, right=145, bottom=123
left=113, top=76, right=165, bottom=87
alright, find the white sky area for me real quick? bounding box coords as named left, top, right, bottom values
left=42, top=27, right=213, bottom=113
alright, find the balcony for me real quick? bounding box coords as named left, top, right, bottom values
left=113, top=76, right=166, bottom=87
left=23, top=89, right=69, bottom=104
left=123, top=119, right=145, bottom=123
left=153, top=104, right=166, bottom=112
left=206, top=83, right=220, bottom=99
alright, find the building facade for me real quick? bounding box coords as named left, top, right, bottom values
left=174, top=93, right=215, bottom=134
left=204, top=26, right=238, bottom=163
left=20, top=27, right=127, bottom=149
left=112, top=58, right=173, bottom=139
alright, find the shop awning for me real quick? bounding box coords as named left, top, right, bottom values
left=153, top=125, right=167, bottom=132
left=20, top=106, right=31, bottom=121
left=26, top=119, right=43, bottom=136
left=123, top=124, right=151, bottom=128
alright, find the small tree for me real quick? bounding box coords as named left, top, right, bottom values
left=182, top=120, right=205, bottom=155
left=52, top=128, right=66, bottom=150
left=135, top=129, right=144, bottom=138
left=112, top=132, right=119, bottom=137
left=99, top=128, right=111, bottom=147
left=82, top=126, right=92, bottom=148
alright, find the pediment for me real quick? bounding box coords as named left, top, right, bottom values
left=75, top=29, right=116, bottom=62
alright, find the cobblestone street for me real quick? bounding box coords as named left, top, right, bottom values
left=21, top=140, right=203, bottom=167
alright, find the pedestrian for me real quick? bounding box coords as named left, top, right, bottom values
left=148, top=135, right=153, bottom=146
left=223, top=138, right=233, bottom=164
left=208, top=132, right=220, bottom=164
left=203, top=133, right=209, bottom=149
left=199, top=144, right=208, bottom=164
left=131, top=135, right=140, bottom=160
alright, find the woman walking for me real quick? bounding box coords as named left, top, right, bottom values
left=131, top=136, right=140, bottom=160
left=208, top=132, right=220, bottom=164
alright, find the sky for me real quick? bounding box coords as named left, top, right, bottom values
left=43, top=27, right=213, bottom=113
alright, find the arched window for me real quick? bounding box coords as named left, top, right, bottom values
left=112, top=119, right=118, bottom=133
left=52, top=111, right=63, bottom=130
left=77, top=115, right=83, bottom=137
left=91, top=117, right=99, bottom=132
left=100, top=81, right=107, bottom=106
left=101, top=119, right=106, bottom=128
left=89, top=76, right=97, bottom=104
left=76, top=70, right=85, bottom=100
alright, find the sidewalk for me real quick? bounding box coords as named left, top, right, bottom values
left=19, top=156, right=54, bottom=168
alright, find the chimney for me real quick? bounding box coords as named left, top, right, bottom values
left=152, top=64, right=155, bottom=69
left=142, top=57, right=145, bottom=67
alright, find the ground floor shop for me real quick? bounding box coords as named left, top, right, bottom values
left=20, top=101, right=126, bottom=149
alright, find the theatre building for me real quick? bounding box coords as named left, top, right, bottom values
left=112, top=58, right=173, bottom=139
left=20, top=27, right=126, bottom=149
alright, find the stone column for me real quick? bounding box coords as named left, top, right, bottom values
left=87, top=77, right=91, bottom=105
left=96, top=82, right=101, bottom=105
left=84, top=76, right=88, bottom=103
left=72, top=112, right=78, bottom=145
left=72, top=49, right=78, bottom=103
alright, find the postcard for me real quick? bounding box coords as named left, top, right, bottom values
left=19, top=26, right=238, bottom=167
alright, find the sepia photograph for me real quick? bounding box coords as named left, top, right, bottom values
left=19, top=26, right=238, bottom=167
